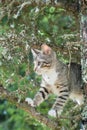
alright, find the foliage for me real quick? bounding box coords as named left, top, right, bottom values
left=0, top=1, right=83, bottom=130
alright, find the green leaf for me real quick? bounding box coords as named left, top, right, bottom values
left=49, top=7, right=55, bottom=13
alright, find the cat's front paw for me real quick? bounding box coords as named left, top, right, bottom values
left=48, top=109, right=57, bottom=117
left=25, top=98, right=35, bottom=107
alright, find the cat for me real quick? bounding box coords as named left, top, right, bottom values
left=25, top=44, right=84, bottom=117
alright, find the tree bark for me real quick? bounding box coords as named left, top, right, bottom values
left=80, top=0, right=87, bottom=129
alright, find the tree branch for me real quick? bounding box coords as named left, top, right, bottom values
left=0, top=84, right=59, bottom=130
left=0, top=84, right=83, bottom=129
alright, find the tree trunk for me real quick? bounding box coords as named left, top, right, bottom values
left=80, top=0, right=87, bottom=129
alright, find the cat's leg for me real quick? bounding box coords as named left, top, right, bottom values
left=25, top=87, right=49, bottom=107
left=48, top=86, right=69, bottom=117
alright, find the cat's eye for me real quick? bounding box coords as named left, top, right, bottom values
left=43, top=62, right=48, bottom=64
left=43, top=62, right=51, bottom=67
left=43, top=62, right=47, bottom=66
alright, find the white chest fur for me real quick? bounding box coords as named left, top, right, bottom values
left=42, top=69, right=58, bottom=86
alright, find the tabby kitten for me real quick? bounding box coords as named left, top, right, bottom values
left=26, top=44, right=84, bottom=117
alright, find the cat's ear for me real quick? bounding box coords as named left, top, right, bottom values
left=41, top=44, right=51, bottom=55
left=31, top=49, right=41, bottom=57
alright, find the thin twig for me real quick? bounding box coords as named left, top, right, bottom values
left=14, top=1, right=31, bottom=19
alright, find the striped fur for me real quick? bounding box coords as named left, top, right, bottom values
left=26, top=45, right=84, bottom=117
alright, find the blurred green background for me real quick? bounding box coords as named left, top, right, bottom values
left=0, top=1, right=81, bottom=130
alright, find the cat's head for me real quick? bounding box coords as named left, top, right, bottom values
left=31, top=44, right=57, bottom=75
